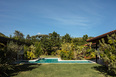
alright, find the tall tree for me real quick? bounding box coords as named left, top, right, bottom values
left=34, top=42, right=43, bottom=57
left=83, top=34, right=88, bottom=41
left=49, top=31, right=61, bottom=49
left=62, top=33, right=72, bottom=43
left=40, top=31, right=61, bottom=55
left=25, top=34, right=32, bottom=43
left=13, top=30, right=24, bottom=40
left=26, top=34, right=31, bottom=40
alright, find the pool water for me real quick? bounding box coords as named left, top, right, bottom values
left=28, top=58, right=92, bottom=63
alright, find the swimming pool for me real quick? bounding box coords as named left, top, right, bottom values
left=18, top=58, right=94, bottom=64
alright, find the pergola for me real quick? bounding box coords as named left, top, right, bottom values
left=86, top=30, right=116, bottom=62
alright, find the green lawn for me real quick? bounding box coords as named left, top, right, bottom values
left=9, top=64, right=114, bottom=77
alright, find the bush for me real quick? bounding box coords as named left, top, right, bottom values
left=60, top=50, right=74, bottom=60
left=86, top=49, right=96, bottom=58
left=59, top=43, right=74, bottom=60
left=27, top=51, right=36, bottom=59
left=76, top=46, right=87, bottom=59
left=26, top=45, right=36, bottom=59
left=99, top=34, right=116, bottom=74
left=34, top=42, right=43, bottom=57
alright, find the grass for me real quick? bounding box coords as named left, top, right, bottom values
left=9, top=64, right=115, bottom=77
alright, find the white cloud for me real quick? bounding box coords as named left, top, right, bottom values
left=37, top=32, right=41, bottom=35
left=46, top=16, right=89, bottom=26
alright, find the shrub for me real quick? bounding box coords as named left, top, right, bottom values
left=60, top=50, right=74, bottom=60
left=27, top=51, right=36, bottom=59
left=99, top=34, right=116, bottom=74
left=76, top=46, right=87, bottom=59
left=34, top=42, right=43, bottom=57
left=26, top=45, right=36, bottom=59
left=59, top=43, right=74, bottom=60
left=86, top=48, right=96, bottom=58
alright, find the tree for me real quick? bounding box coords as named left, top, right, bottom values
left=83, top=34, right=88, bottom=41
left=26, top=34, right=32, bottom=43
left=34, top=42, right=43, bottom=57
left=62, top=33, right=72, bottom=43
left=27, top=45, right=36, bottom=59
left=13, top=30, right=24, bottom=40
left=31, top=36, right=37, bottom=43
left=40, top=31, right=61, bottom=55
left=7, top=41, right=24, bottom=62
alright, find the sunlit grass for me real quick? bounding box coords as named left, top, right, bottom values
left=10, top=64, right=113, bottom=77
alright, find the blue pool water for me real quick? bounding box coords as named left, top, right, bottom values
left=25, top=58, right=92, bottom=64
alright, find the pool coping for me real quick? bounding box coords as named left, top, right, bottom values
left=17, top=58, right=96, bottom=64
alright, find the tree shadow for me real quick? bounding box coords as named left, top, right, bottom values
left=7, top=64, right=41, bottom=77
left=92, top=65, right=116, bottom=77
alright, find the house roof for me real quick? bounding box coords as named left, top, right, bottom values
left=87, top=30, right=116, bottom=42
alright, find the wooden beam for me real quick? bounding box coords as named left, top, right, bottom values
left=96, top=43, right=98, bottom=63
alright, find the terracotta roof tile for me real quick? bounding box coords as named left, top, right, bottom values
left=87, top=30, right=116, bottom=42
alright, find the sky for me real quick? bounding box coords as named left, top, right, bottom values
left=0, top=0, right=116, bottom=37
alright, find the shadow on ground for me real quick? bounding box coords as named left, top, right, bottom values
left=93, top=65, right=116, bottom=77
left=7, top=64, right=41, bottom=77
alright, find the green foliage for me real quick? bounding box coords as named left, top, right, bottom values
left=58, top=42, right=95, bottom=60
left=59, top=43, right=74, bottom=60
left=0, top=43, right=7, bottom=64
left=76, top=45, right=87, bottom=60
left=49, top=31, right=61, bottom=51
left=86, top=48, right=96, bottom=57
left=24, top=45, right=29, bottom=59
left=27, top=51, right=36, bottom=59
left=0, top=42, right=23, bottom=76
left=41, top=31, right=61, bottom=55
left=83, top=34, right=88, bottom=41
left=99, top=33, right=116, bottom=74
left=72, top=37, right=87, bottom=46
left=25, top=34, right=32, bottom=44
left=34, top=42, right=43, bottom=57
left=7, top=41, right=23, bottom=62
left=24, top=43, right=43, bottom=59
left=90, top=52, right=96, bottom=57
left=13, top=30, right=24, bottom=41
left=62, top=33, right=72, bottom=43
left=26, top=45, right=36, bottom=59
left=41, top=37, right=52, bottom=55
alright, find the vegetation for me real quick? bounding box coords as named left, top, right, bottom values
left=3, top=30, right=116, bottom=76
left=59, top=43, right=74, bottom=60
left=0, top=41, right=23, bottom=76
left=0, top=30, right=95, bottom=61
left=99, top=33, right=116, bottom=74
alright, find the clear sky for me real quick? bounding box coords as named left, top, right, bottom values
left=0, top=0, right=116, bottom=37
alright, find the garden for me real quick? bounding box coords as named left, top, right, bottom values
left=0, top=30, right=116, bottom=77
